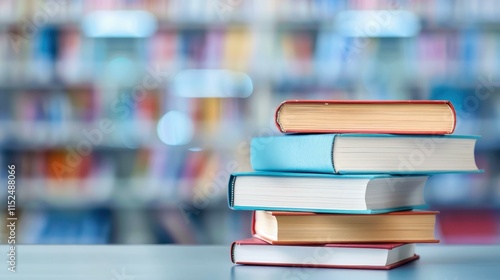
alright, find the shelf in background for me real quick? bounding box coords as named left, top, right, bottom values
left=0, top=76, right=498, bottom=93
left=0, top=83, right=94, bottom=91
left=0, top=119, right=263, bottom=150
left=0, top=120, right=162, bottom=149
left=0, top=178, right=228, bottom=209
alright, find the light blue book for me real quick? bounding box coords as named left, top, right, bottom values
left=251, top=134, right=482, bottom=175
left=228, top=171, right=428, bottom=214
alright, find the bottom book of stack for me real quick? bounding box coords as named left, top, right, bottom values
left=231, top=238, right=419, bottom=270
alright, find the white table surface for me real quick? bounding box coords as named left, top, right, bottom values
left=0, top=244, right=499, bottom=279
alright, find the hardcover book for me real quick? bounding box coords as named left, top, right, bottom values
left=251, top=134, right=481, bottom=174
left=231, top=237, right=419, bottom=270
left=253, top=210, right=439, bottom=244
left=228, top=172, right=428, bottom=214
left=275, top=100, right=456, bottom=134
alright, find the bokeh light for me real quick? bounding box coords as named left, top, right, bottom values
left=157, top=111, right=194, bottom=146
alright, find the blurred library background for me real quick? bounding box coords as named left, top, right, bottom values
left=0, top=0, right=499, bottom=244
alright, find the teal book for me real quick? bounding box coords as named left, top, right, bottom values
left=228, top=171, right=428, bottom=214
left=251, top=134, right=482, bottom=174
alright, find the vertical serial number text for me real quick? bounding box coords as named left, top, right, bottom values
left=6, top=165, right=16, bottom=273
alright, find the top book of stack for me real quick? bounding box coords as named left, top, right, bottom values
left=275, top=100, right=456, bottom=135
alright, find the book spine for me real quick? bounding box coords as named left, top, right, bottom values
left=446, top=100, right=457, bottom=134
left=250, top=135, right=336, bottom=173
left=227, top=174, right=237, bottom=208
left=251, top=211, right=256, bottom=236
left=230, top=241, right=237, bottom=264
left=274, top=101, right=286, bottom=133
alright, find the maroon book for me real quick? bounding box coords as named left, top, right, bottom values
left=274, top=100, right=456, bottom=134
left=231, top=237, right=419, bottom=270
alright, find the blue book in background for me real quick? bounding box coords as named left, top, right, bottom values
left=251, top=134, right=482, bottom=175
left=228, top=171, right=428, bottom=214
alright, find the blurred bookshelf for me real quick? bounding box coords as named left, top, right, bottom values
left=0, top=0, right=499, bottom=244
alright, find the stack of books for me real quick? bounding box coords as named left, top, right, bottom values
left=229, top=100, right=481, bottom=269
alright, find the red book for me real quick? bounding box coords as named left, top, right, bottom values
left=274, top=100, right=456, bottom=134
left=252, top=210, right=440, bottom=244
left=231, top=237, right=419, bottom=270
